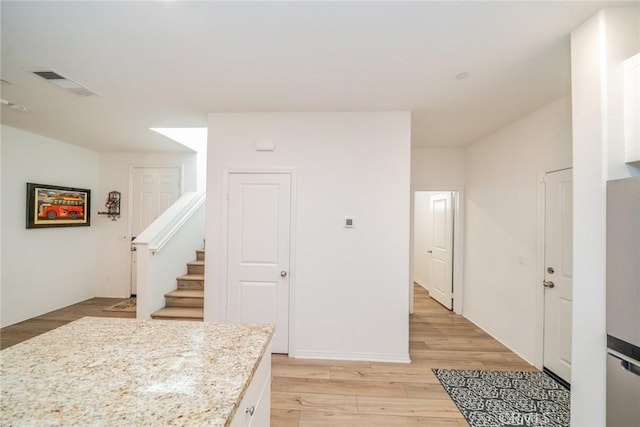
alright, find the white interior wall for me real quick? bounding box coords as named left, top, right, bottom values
left=464, top=95, right=572, bottom=363
left=206, top=112, right=411, bottom=362
left=1, top=125, right=101, bottom=327
left=411, top=148, right=465, bottom=188
left=95, top=152, right=198, bottom=298
left=570, top=7, right=639, bottom=426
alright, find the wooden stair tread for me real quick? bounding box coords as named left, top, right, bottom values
left=151, top=307, right=203, bottom=319
left=165, top=289, right=204, bottom=298
left=178, top=274, right=204, bottom=280
left=150, top=248, right=205, bottom=321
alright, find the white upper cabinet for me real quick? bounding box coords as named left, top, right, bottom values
left=624, top=53, right=640, bottom=165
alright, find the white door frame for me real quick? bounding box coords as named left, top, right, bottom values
left=220, top=167, right=297, bottom=356
left=534, top=164, right=572, bottom=370
left=410, top=185, right=465, bottom=315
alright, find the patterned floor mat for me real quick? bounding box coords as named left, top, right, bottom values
left=432, top=368, right=570, bottom=427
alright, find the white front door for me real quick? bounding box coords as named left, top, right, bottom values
left=227, top=173, right=291, bottom=354
left=130, top=167, right=181, bottom=295
left=543, top=168, right=573, bottom=384
left=428, top=192, right=453, bottom=310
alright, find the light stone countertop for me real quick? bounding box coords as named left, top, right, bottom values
left=0, top=317, right=273, bottom=426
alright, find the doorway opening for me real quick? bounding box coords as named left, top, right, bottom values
left=538, top=168, right=573, bottom=387
left=411, top=189, right=464, bottom=314
left=129, top=166, right=182, bottom=296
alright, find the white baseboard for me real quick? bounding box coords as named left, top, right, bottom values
left=463, top=313, right=536, bottom=366
left=293, top=350, right=411, bottom=364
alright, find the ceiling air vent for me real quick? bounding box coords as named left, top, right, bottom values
left=29, top=69, right=98, bottom=97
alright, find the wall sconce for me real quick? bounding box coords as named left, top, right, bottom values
left=98, top=191, right=121, bottom=221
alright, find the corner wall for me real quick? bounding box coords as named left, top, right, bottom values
left=570, top=7, right=639, bottom=425
left=206, top=112, right=411, bottom=362
left=463, top=95, right=572, bottom=362
left=1, top=125, right=101, bottom=327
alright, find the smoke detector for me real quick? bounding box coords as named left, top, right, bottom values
left=28, top=69, right=98, bottom=97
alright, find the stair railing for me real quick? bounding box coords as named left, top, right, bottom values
left=132, top=191, right=206, bottom=319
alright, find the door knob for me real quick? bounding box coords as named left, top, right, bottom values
left=427, top=250, right=433, bottom=254
left=543, top=280, right=555, bottom=288
left=280, top=271, right=287, bottom=277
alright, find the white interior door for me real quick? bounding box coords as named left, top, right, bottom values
left=413, top=192, right=430, bottom=288
left=543, top=168, right=573, bottom=384
left=227, top=173, right=291, bottom=354
left=428, top=192, right=453, bottom=310
left=130, top=167, right=181, bottom=295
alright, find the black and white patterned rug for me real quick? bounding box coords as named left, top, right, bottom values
left=432, top=369, right=570, bottom=427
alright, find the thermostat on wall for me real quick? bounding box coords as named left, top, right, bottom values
left=344, top=218, right=354, bottom=228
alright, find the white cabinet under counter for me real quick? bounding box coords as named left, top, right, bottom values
left=0, top=317, right=273, bottom=426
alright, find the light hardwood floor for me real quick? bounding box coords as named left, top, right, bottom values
left=270, top=285, right=536, bottom=426
left=1, top=297, right=135, bottom=349
left=0, top=285, right=535, bottom=426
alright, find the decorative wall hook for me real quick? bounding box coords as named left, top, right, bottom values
left=98, top=191, right=121, bottom=221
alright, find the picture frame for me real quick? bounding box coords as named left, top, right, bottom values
left=26, top=183, right=91, bottom=229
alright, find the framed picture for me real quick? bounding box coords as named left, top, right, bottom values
left=26, top=183, right=91, bottom=229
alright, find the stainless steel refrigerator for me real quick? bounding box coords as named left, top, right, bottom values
left=607, top=176, right=640, bottom=426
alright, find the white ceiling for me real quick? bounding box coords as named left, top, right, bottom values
left=0, top=1, right=634, bottom=152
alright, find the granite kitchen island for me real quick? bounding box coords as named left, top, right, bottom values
left=0, top=317, right=273, bottom=426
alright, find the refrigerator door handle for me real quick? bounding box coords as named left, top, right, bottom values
left=609, top=350, right=640, bottom=377
left=620, top=360, right=640, bottom=377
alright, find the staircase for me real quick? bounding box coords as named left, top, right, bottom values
left=151, top=249, right=204, bottom=321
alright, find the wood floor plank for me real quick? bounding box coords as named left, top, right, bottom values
left=271, top=392, right=358, bottom=414
left=355, top=395, right=463, bottom=418
left=272, top=376, right=407, bottom=398
left=329, top=365, right=441, bottom=384
left=481, top=361, right=539, bottom=371
left=298, top=412, right=468, bottom=426
left=408, top=350, right=517, bottom=362
left=272, top=363, right=331, bottom=379
left=271, top=409, right=301, bottom=426
left=420, top=337, right=510, bottom=352
left=401, top=382, right=458, bottom=400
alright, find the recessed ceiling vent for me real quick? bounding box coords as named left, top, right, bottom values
left=30, top=69, right=98, bottom=97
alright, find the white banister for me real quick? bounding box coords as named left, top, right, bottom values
left=133, top=192, right=205, bottom=252
left=133, top=191, right=206, bottom=319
